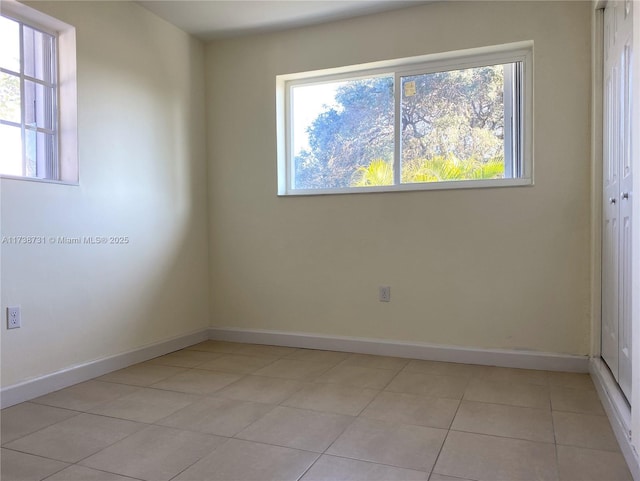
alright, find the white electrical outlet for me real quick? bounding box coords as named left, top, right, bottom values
left=7, top=307, right=21, bottom=329
left=379, top=286, right=391, bottom=302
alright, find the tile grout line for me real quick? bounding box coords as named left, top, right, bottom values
left=227, top=359, right=404, bottom=479
left=23, top=454, right=71, bottom=481
left=1, top=405, right=85, bottom=447
left=307, top=370, right=400, bottom=473
left=5, top=383, right=218, bottom=479
left=303, top=451, right=437, bottom=476
left=549, top=383, right=561, bottom=481
left=445, top=428, right=560, bottom=446
left=4, top=433, right=155, bottom=478
left=215, top=351, right=353, bottom=445
left=298, top=363, right=430, bottom=478
left=426, top=379, right=469, bottom=480
left=1, top=445, right=72, bottom=465
left=220, top=367, right=312, bottom=437
left=73, top=343, right=295, bottom=481
left=292, top=451, right=323, bottom=481
left=164, top=435, right=233, bottom=481
left=43, top=464, right=147, bottom=481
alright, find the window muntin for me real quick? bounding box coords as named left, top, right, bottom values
left=0, top=14, right=59, bottom=180
left=278, top=43, right=532, bottom=195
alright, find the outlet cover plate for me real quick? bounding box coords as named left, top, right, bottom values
left=379, top=286, right=391, bottom=302
left=7, top=307, right=21, bottom=329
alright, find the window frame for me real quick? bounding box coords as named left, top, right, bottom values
left=1, top=16, right=59, bottom=179
left=276, top=41, right=534, bottom=196
left=0, top=0, right=78, bottom=185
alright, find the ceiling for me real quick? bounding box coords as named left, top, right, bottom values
left=137, top=1, right=431, bottom=40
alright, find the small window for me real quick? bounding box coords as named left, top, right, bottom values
left=0, top=3, right=77, bottom=184
left=277, top=42, right=533, bottom=195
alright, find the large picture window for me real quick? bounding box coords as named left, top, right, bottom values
left=277, top=42, right=533, bottom=195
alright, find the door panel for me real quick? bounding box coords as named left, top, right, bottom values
left=602, top=0, right=633, bottom=401
left=618, top=33, right=633, bottom=399
left=620, top=214, right=632, bottom=397
left=602, top=4, right=620, bottom=378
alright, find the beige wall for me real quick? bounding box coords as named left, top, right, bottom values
left=1, top=1, right=209, bottom=387
left=205, top=1, right=593, bottom=355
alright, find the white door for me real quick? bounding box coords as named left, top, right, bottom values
left=602, top=0, right=633, bottom=400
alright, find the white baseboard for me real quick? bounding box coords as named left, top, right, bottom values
left=0, top=329, right=209, bottom=409
left=0, top=326, right=590, bottom=410
left=209, top=327, right=589, bottom=372
left=590, top=358, right=640, bottom=481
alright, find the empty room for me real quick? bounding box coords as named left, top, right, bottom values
left=1, top=0, right=639, bottom=480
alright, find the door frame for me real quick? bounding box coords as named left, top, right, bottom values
left=629, top=0, right=640, bottom=452
left=590, top=0, right=640, bottom=475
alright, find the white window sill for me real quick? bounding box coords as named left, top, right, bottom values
left=279, top=177, right=533, bottom=197
left=1, top=174, right=79, bottom=186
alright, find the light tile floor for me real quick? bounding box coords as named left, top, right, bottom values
left=0, top=341, right=633, bottom=481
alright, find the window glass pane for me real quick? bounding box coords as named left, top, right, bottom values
left=0, top=16, right=20, bottom=72
left=23, top=25, right=55, bottom=83
left=0, top=71, right=21, bottom=123
left=25, top=80, right=55, bottom=130
left=0, top=124, right=23, bottom=176
left=291, top=76, right=394, bottom=189
left=39, top=131, right=56, bottom=178
left=25, top=129, right=56, bottom=178
left=400, top=64, right=506, bottom=183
